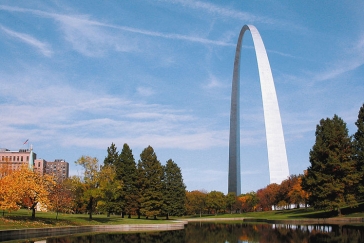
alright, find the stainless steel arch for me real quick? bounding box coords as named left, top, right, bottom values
left=228, top=25, right=289, bottom=195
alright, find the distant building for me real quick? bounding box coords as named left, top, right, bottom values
left=0, top=148, right=37, bottom=171
left=0, top=148, right=69, bottom=181
left=45, top=159, right=69, bottom=181
left=34, top=158, right=47, bottom=175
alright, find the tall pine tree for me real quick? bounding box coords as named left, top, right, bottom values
left=104, top=143, right=119, bottom=166
left=138, top=146, right=164, bottom=219
left=118, top=143, right=139, bottom=218
left=103, top=143, right=122, bottom=214
left=162, top=159, right=186, bottom=219
left=302, top=115, right=359, bottom=214
left=354, top=104, right=364, bottom=198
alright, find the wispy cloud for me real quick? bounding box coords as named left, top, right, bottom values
left=313, top=35, right=364, bottom=82
left=0, top=25, right=53, bottom=57
left=0, top=65, right=227, bottom=151
left=164, top=0, right=272, bottom=24
left=0, top=4, right=234, bottom=58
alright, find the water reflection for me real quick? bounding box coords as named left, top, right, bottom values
left=184, top=223, right=364, bottom=243
left=18, top=222, right=364, bottom=243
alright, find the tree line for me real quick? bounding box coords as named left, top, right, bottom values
left=1, top=104, right=363, bottom=218
left=185, top=103, right=364, bottom=215
left=0, top=143, right=187, bottom=220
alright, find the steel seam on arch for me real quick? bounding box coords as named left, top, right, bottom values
left=228, top=25, right=289, bottom=195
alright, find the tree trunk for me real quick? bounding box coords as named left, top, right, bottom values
left=337, top=207, right=342, bottom=216
left=88, top=197, right=93, bottom=220
left=31, top=202, right=37, bottom=220
left=31, top=207, right=36, bottom=219
left=153, top=215, right=157, bottom=220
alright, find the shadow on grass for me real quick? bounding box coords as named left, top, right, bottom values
left=2, top=215, right=79, bottom=226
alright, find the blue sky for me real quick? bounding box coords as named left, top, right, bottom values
left=1, top=1, right=363, bottom=194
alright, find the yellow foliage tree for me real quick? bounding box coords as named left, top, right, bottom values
left=0, top=165, right=55, bottom=219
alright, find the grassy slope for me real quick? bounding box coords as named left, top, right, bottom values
left=0, top=210, right=170, bottom=230
left=1, top=204, right=364, bottom=230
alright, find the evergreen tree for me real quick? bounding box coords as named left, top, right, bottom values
left=103, top=143, right=122, bottom=214
left=302, top=115, right=359, bottom=214
left=353, top=104, right=364, bottom=198
left=118, top=143, right=139, bottom=218
left=162, top=159, right=186, bottom=219
left=138, top=146, right=164, bottom=219
left=104, top=143, right=119, bottom=166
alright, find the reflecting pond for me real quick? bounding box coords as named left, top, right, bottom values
left=14, top=222, right=364, bottom=243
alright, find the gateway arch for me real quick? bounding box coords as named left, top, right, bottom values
left=228, top=25, right=289, bottom=195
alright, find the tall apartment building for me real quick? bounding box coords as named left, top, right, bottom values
left=45, top=159, right=69, bottom=181
left=0, top=148, right=69, bottom=181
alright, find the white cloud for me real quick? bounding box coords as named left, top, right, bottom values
left=0, top=25, right=53, bottom=57
left=313, top=36, right=364, bottom=82
left=0, top=4, right=235, bottom=58
left=165, top=0, right=270, bottom=24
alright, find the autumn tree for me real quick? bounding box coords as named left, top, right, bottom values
left=238, top=191, right=258, bottom=212
left=97, top=164, right=123, bottom=217
left=185, top=190, right=207, bottom=216
left=117, top=143, right=139, bottom=218
left=162, top=159, right=186, bottom=219
left=276, top=176, right=298, bottom=209
left=1, top=165, right=55, bottom=219
left=257, top=183, right=279, bottom=211
left=288, top=174, right=308, bottom=208
left=49, top=179, right=74, bottom=219
left=67, top=176, right=87, bottom=214
left=138, top=146, right=164, bottom=219
left=206, top=191, right=226, bottom=215
left=302, top=115, right=359, bottom=214
left=225, top=192, right=239, bottom=213
left=353, top=104, right=364, bottom=199
left=0, top=170, right=23, bottom=214
left=75, top=156, right=101, bottom=220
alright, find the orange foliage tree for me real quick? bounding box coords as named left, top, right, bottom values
left=49, top=179, right=74, bottom=219
left=238, top=191, right=258, bottom=212
left=257, top=183, right=279, bottom=211
left=185, top=190, right=207, bottom=216
left=0, top=165, right=55, bottom=219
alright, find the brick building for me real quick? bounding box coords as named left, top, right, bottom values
left=0, top=148, right=69, bottom=181
left=0, top=148, right=36, bottom=171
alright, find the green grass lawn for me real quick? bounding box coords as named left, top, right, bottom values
left=2, top=204, right=364, bottom=230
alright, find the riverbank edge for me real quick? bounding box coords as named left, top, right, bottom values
left=0, top=221, right=187, bottom=242
left=2, top=217, right=364, bottom=241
